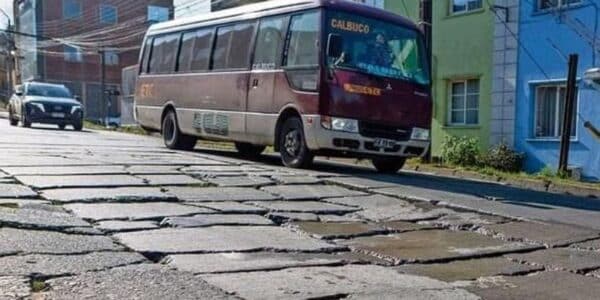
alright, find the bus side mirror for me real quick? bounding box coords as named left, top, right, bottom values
left=327, top=34, right=344, bottom=58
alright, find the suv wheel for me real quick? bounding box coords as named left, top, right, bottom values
left=278, top=117, right=313, bottom=168
left=162, top=110, right=196, bottom=151
left=21, top=110, right=31, bottom=128
left=8, top=107, right=18, bottom=126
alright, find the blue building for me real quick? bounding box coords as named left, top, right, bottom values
left=515, top=0, right=600, bottom=181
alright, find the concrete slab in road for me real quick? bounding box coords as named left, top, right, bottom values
left=115, top=226, right=343, bottom=254
left=162, top=214, right=274, bottom=228
left=205, top=176, right=275, bottom=187
left=343, top=230, right=539, bottom=264
left=41, top=187, right=174, bottom=203
left=0, top=276, right=30, bottom=300
left=137, top=174, right=206, bottom=186
left=202, top=264, right=479, bottom=300
left=167, top=186, right=278, bottom=202
left=262, top=184, right=368, bottom=200
left=0, top=207, right=90, bottom=230
left=95, top=220, right=160, bottom=233
left=1, top=165, right=127, bottom=176
left=250, top=200, right=360, bottom=214
left=291, top=221, right=388, bottom=239
left=42, top=264, right=234, bottom=300
left=0, top=184, right=38, bottom=198
left=64, top=202, right=214, bottom=221
left=185, top=201, right=268, bottom=214
left=479, top=221, right=599, bottom=247
left=16, top=174, right=146, bottom=189
left=507, top=248, right=600, bottom=273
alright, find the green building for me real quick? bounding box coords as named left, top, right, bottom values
left=385, top=1, right=501, bottom=157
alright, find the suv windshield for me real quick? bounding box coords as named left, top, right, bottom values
left=326, top=11, right=430, bottom=86
left=26, top=84, right=72, bottom=98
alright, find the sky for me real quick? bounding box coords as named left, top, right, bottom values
left=0, top=0, right=13, bottom=29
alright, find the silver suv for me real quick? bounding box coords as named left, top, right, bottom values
left=7, top=82, right=84, bottom=131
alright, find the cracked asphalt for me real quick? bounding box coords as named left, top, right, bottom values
left=1, top=121, right=600, bottom=299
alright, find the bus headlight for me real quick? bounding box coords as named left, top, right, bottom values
left=322, top=117, right=359, bottom=133
left=411, top=127, right=430, bottom=141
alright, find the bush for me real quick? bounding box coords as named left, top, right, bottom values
left=440, top=136, right=480, bottom=167
left=479, top=143, right=524, bottom=173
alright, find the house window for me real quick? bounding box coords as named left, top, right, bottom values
left=100, top=4, right=117, bottom=24
left=104, top=51, right=119, bottom=66
left=451, top=0, right=483, bottom=14
left=534, top=85, right=577, bottom=138
left=63, top=0, right=82, bottom=19
left=449, top=79, right=479, bottom=125
left=64, top=45, right=83, bottom=62
left=148, top=5, right=169, bottom=22
left=538, top=0, right=581, bottom=10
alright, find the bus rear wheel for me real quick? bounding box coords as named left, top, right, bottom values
left=162, top=110, right=197, bottom=151
left=372, top=157, right=406, bottom=174
left=235, top=142, right=266, bottom=158
left=279, top=117, right=313, bottom=168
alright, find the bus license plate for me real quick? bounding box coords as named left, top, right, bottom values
left=51, top=112, right=65, bottom=118
left=373, top=138, right=396, bottom=150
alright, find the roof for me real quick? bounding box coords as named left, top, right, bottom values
left=148, top=0, right=419, bottom=35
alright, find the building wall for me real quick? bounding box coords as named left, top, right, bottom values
left=516, top=1, right=600, bottom=180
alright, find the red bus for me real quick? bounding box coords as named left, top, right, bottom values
left=134, top=0, right=432, bottom=173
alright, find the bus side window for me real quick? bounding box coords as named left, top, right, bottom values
left=140, top=38, right=153, bottom=74
left=212, top=22, right=256, bottom=70
left=178, top=27, right=214, bottom=73
left=148, top=33, right=180, bottom=74
left=285, top=11, right=320, bottom=68
left=252, top=16, right=288, bottom=70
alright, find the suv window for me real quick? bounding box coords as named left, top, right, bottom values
left=178, top=28, right=214, bottom=72
left=26, top=85, right=72, bottom=98
left=212, top=22, right=256, bottom=70
left=252, top=16, right=288, bottom=70
left=285, top=11, right=320, bottom=67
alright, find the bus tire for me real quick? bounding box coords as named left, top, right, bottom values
left=279, top=117, right=313, bottom=168
left=162, top=110, right=196, bottom=151
left=372, top=157, right=406, bottom=174
left=235, top=142, right=266, bottom=158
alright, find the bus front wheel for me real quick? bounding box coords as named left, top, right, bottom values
left=372, top=157, right=406, bottom=174
left=162, top=110, right=197, bottom=151
left=279, top=117, right=313, bottom=168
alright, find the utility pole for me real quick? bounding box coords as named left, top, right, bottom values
left=0, top=8, right=13, bottom=99
left=558, top=54, right=579, bottom=175
left=99, top=49, right=108, bottom=127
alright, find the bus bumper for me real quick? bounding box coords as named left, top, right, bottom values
left=302, top=115, right=430, bottom=158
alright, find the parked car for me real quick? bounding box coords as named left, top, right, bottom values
left=7, top=82, right=84, bottom=131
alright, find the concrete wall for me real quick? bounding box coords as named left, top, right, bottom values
left=516, top=1, right=600, bottom=180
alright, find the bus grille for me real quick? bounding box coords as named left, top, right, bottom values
left=359, top=122, right=411, bottom=141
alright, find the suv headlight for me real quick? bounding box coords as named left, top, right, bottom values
left=71, top=105, right=82, bottom=114
left=411, top=127, right=430, bottom=141
left=27, top=102, right=45, bottom=112
left=321, top=117, right=359, bottom=133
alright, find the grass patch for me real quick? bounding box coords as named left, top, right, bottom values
left=31, top=279, right=47, bottom=292
left=84, top=121, right=150, bottom=136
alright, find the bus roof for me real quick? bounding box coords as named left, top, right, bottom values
left=148, top=0, right=420, bottom=36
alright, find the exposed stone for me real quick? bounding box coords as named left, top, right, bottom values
left=343, top=230, right=539, bottom=264
left=185, top=201, right=268, bottom=214
left=479, top=222, right=599, bottom=247
left=466, top=271, right=600, bottom=300
left=250, top=200, right=359, bottom=214
left=0, top=276, right=30, bottom=299
left=206, top=176, right=274, bottom=187
left=262, top=184, right=367, bottom=200
left=138, top=174, right=206, bottom=186
left=325, top=177, right=399, bottom=189
left=0, top=252, right=147, bottom=277
left=397, top=257, right=543, bottom=282
left=268, top=212, right=320, bottom=223
left=42, top=264, right=233, bottom=299
left=41, top=187, right=174, bottom=203
left=1, top=165, right=127, bottom=176
left=115, top=226, right=343, bottom=254
left=0, top=228, right=123, bottom=255
left=96, top=220, right=160, bottom=233
left=65, top=202, right=214, bottom=221
left=162, top=214, right=274, bottom=228
left=291, top=221, right=387, bottom=239
left=270, top=175, right=322, bottom=185
left=419, top=213, right=508, bottom=230
left=166, top=252, right=345, bottom=274
left=0, top=207, right=90, bottom=230
left=507, top=248, right=600, bottom=273
left=202, top=265, right=479, bottom=300
left=16, top=175, right=147, bottom=189
left=0, top=184, right=38, bottom=198
left=168, top=187, right=278, bottom=202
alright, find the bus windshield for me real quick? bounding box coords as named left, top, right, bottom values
left=327, top=11, right=430, bottom=86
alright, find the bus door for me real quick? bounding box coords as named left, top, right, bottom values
left=246, top=15, right=289, bottom=144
